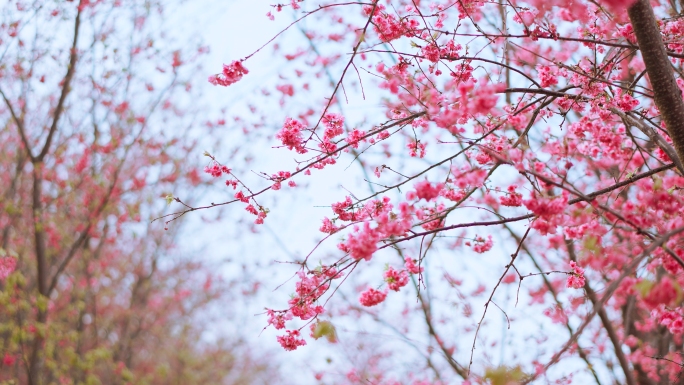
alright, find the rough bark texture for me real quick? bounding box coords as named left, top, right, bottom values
left=628, top=0, right=684, bottom=168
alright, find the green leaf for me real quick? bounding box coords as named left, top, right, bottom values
left=312, top=320, right=337, bottom=343
left=583, top=235, right=599, bottom=252
left=484, top=365, right=528, bottom=385
left=653, top=176, right=663, bottom=190
left=635, top=280, right=654, bottom=298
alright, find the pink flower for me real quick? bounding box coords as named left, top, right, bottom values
left=204, top=162, right=230, bottom=178
left=407, top=140, right=426, bottom=158
left=234, top=191, right=249, bottom=203
left=670, top=318, right=684, bottom=334
left=566, top=261, right=585, bottom=289
left=322, top=113, right=344, bottom=139
left=365, top=5, right=413, bottom=42
left=345, top=129, right=367, bottom=149
left=255, top=211, right=267, bottom=225
left=225, top=179, right=238, bottom=189
left=277, top=329, right=306, bottom=351
left=537, top=65, right=558, bottom=88
left=421, top=43, right=440, bottom=62
left=523, top=192, right=568, bottom=218
left=359, top=287, right=387, bottom=307
left=331, top=196, right=355, bottom=221
left=319, top=217, right=339, bottom=234
left=267, top=309, right=292, bottom=330
left=245, top=204, right=258, bottom=215
left=614, top=90, right=639, bottom=111
left=500, top=185, right=523, bottom=207
left=472, top=235, right=493, bottom=253
left=383, top=267, right=409, bottom=291
left=338, top=223, right=379, bottom=261
left=276, top=118, right=308, bottom=154
left=411, top=180, right=444, bottom=202
left=208, top=60, right=249, bottom=87
left=405, top=257, right=424, bottom=274
left=644, top=277, right=678, bottom=308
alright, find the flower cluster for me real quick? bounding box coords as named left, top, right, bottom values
left=566, top=261, right=585, bottom=289
left=277, top=330, right=306, bottom=351
left=276, top=117, right=308, bottom=154
left=359, top=287, right=388, bottom=307
left=500, top=185, right=523, bottom=207
left=408, top=180, right=444, bottom=202
left=268, top=265, right=343, bottom=351
left=404, top=257, right=424, bottom=274
left=208, top=60, right=249, bottom=87
left=345, top=129, right=367, bottom=149
left=322, top=113, right=344, bottom=139
left=0, top=257, right=16, bottom=280
left=336, top=198, right=413, bottom=261
left=204, top=162, right=230, bottom=178
left=470, top=235, right=493, bottom=253
left=524, top=192, right=568, bottom=218
left=267, top=309, right=292, bottom=330
left=384, top=267, right=409, bottom=291
left=407, top=140, right=426, bottom=158
left=655, top=307, right=684, bottom=335
left=363, top=4, right=418, bottom=43
left=270, top=170, right=292, bottom=190
left=537, top=65, right=558, bottom=88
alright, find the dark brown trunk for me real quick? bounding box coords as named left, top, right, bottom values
left=628, top=0, right=684, bottom=167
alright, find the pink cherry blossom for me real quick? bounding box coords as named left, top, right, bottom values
left=359, top=287, right=388, bottom=307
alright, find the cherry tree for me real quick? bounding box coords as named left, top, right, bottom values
left=181, top=0, right=684, bottom=382
left=0, top=1, right=280, bottom=384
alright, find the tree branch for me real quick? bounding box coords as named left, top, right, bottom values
left=0, top=87, right=34, bottom=160
left=36, top=3, right=82, bottom=162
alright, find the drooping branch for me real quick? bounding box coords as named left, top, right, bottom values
left=503, top=225, right=603, bottom=385
left=628, top=0, right=684, bottom=169
left=523, top=225, right=684, bottom=384
left=566, top=239, right=637, bottom=385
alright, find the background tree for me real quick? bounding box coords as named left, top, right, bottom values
left=188, top=0, right=684, bottom=383
left=0, top=1, right=279, bottom=384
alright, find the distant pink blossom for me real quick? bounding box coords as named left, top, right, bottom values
left=0, top=258, right=16, bottom=280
